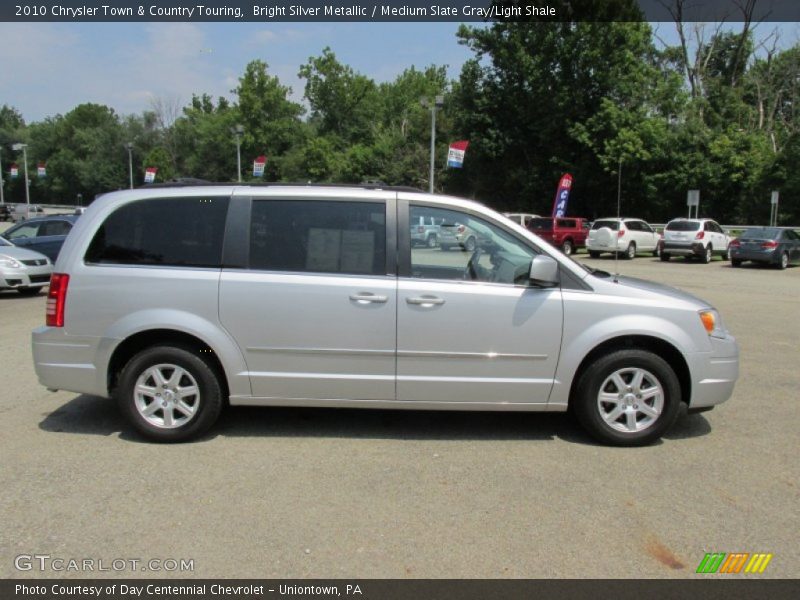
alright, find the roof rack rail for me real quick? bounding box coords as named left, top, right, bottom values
left=137, top=180, right=425, bottom=193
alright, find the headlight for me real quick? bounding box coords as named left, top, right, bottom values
left=699, top=309, right=728, bottom=339
left=0, top=256, right=22, bottom=269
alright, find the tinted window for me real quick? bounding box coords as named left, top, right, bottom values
left=39, top=220, right=72, bottom=236
left=785, top=230, right=799, bottom=241
left=249, top=200, right=386, bottom=276
left=558, top=219, right=576, bottom=228
left=85, top=196, right=229, bottom=267
left=528, top=218, right=553, bottom=231
left=741, top=227, right=781, bottom=239
left=592, top=220, right=620, bottom=231
left=666, top=221, right=701, bottom=232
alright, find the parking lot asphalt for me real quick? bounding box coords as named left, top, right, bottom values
left=0, top=251, right=798, bottom=579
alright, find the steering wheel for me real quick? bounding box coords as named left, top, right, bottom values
left=464, top=247, right=485, bottom=281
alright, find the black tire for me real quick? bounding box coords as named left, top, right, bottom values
left=426, top=234, right=438, bottom=248
left=731, top=259, right=742, bottom=268
left=561, top=240, right=573, bottom=255
left=653, top=244, right=661, bottom=258
left=17, top=286, right=43, bottom=296
left=777, top=252, right=789, bottom=270
left=660, top=252, right=670, bottom=262
left=588, top=250, right=601, bottom=259
left=572, top=349, right=681, bottom=446
left=116, top=345, right=224, bottom=442
left=624, top=243, right=636, bottom=260
left=464, top=236, right=476, bottom=252
left=702, top=245, right=713, bottom=264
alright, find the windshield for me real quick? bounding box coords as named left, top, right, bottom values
left=591, top=220, right=620, bottom=231
left=666, top=221, right=701, bottom=231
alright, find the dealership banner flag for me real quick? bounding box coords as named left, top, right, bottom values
left=9, top=163, right=18, bottom=179
left=37, top=162, right=46, bottom=177
left=144, top=167, right=158, bottom=183
left=447, top=140, right=469, bottom=168
left=551, top=173, right=573, bottom=218
left=253, top=155, right=267, bottom=177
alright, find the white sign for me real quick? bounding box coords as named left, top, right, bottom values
left=771, top=191, right=779, bottom=205
left=687, top=190, right=700, bottom=207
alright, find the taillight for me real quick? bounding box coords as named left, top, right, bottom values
left=730, top=239, right=741, bottom=247
left=457, top=225, right=465, bottom=234
left=761, top=241, right=778, bottom=249
left=695, top=231, right=705, bottom=240
left=617, top=229, right=625, bottom=237
left=46, top=273, right=69, bottom=327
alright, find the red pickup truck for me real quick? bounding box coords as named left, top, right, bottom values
left=527, top=217, right=589, bottom=255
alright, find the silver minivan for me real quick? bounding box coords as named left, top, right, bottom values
left=32, top=184, right=739, bottom=445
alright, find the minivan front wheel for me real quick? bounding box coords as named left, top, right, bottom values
left=117, top=345, right=223, bottom=442
left=573, top=349, right=681, bottom=446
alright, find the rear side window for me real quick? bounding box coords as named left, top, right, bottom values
left=249, top=200, right=386, bottom=276
left=85, top=196, right=230, bottom=267
left=39, top=220, right=72, bottom=236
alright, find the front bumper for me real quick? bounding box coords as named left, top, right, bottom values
left=686, top=334, right=739, bottom=409
left=1, top=265, right=53, bottom=289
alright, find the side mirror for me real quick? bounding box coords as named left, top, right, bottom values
left=529, top=255, right=559, bottom=287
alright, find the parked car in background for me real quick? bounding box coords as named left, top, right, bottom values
left=729, top=227, right=800, bottom=269
left=409, top=214, right=441, bottom=248
left=0, top=237, right=53, bottom=295
left=503, top=213, right=540, bottom=228
left=31, top=183, right=738, bottom=446
left=11, top=204, right=45, bottom=222
left=0, top=204, right=12, bottom=221
left=438, top=221, right=491, bottom=252
left=0, top=215, right=79, bottom=262
left=527, top=216, right=589, bottom=255
left=660, top=218, right=732, bottom=263
left=587, top=218, right=661, bottom=259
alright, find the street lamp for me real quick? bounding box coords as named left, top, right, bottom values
left=12, top=143, right=30, bottom=208
left=232, top=125, right=244, bottom=183
left=0, top=147, right=5, bottom=206
left=125, top=142, right=134, bottom=189
left=77, top=193, right=83, bottom=207
left=421, top=95, right=444, bottom=193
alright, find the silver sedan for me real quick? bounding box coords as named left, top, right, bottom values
left=0, top=237, right=53, bottom=295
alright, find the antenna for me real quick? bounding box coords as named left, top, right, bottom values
left=614, top=157, right=622, bottom=283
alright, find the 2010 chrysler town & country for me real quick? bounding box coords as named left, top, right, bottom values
left=32, top=184, right=739, bottom=445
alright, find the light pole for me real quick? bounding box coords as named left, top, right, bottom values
left=0, top=147, right=5, bottom=206
left=12, top=143, right=30, bottom=208
left=125, top=143, right=134, bottom=189
left=232, top=125, right=244, bottom=183
left=77, top=193, right=83, bottom=207
left=421, top=95, right=444, bottom=193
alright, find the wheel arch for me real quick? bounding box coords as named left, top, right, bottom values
left=568, top=335, right=691, bottom=410
left=107, top=329, right=230, bottom=402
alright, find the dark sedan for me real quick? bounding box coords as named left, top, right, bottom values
left=0, top=215, right=79, bottom=262
left=729, top=227, right=800, bottom=269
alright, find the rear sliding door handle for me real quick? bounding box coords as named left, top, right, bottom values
left=406, top=296, right=446, bottom=306
left=349, top=293, right=388, bottom=304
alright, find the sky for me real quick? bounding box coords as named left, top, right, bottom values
left=0, top=22, right=476, bottom=123
left=1, top=20, right=798, bottom=124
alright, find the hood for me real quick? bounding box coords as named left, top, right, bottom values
left=0, top=244, right=51, bottom=263
left=605, top=274, right=711, bottom=308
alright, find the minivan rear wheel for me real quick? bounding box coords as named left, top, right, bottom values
left=117, top=345, right=223, bottom=442
left=573, top=349, right=681, bottom=446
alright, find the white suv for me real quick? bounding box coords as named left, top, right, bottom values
left=587, top=218, right=661, bottom=259
left=661, top=218, right=732, bottom=263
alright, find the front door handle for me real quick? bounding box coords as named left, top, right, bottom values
left=349, top=293, right=388, bottom=304
left=406, top=296, right=445, bottom=306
